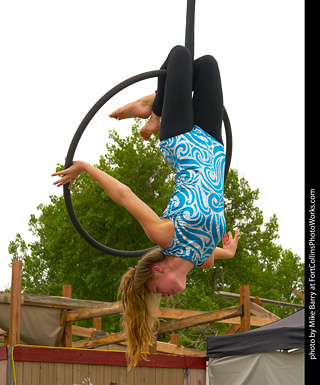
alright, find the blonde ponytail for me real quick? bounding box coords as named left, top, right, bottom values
left=119, top=248, right=167, bottom=370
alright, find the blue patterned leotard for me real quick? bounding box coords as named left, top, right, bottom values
left=159, top=125, right=226, bottom=267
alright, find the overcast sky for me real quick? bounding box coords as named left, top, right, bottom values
left=0, top=0, right=304, bottom=290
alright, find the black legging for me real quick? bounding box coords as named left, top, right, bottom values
left=152, top=45, right=224, bottom=144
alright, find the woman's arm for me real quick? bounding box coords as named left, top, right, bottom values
left=52, top=161, right=174, bottom=248
left=199, top=230, right=241, bottom=269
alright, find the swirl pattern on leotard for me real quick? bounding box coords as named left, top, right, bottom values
left=160, top=126, right=226, bottom=267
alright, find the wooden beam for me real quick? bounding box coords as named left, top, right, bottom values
left=159, top=301, right=277, bottom=327
left=1, top=289, right=304, bottom=311
left=72, top=325, right=95, bottom=338
left=118, top=340, right=205, bottom=357
left=0, top=289, right=241, bottom=320
left=72, top=305, right=242, bottom=350
left=72, top=332, right=127, bottom=349
left=71, top=325, right=109, bottom=338
left=158, top=305, right=243, bottom=334
left=250, top=301, right=280, bottom=322
left=154, top=340, right=205, bottom=356
left=214, top=290, right=304, bottom=309
left=66, top=302, right=122, bottom=322
left=240, top=285, right=251, bottom=332
left=1, top=289, right=263, bottom=320
left=61, top=285, right=72, bottom=347
left=75, top=337, right=205, bottom=357
left=158, top=304, right=278, bottom=326
left=8, top=260, right=22, bottom=346
left=157, top=307, right=203, bottom=319
left=224, top=324, right=240, bottom=335
left=220, top=295, right=279, bottom=328
left=67, top=304, right=206, bottom=323
left=0, top=291, right=115, bottom=309
left=253, top=296, right=262, bottom=306
left=218, top=315, right=278, bottom=327
left=293, top=288, right=305, bottom=302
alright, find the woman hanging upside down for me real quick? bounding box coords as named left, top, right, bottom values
left=52, top=45, right=241, bottom=369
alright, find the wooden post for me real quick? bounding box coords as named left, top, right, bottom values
left=149, top=342, right=157, bottom=353
left=170, top=333, right=179, bottom=346
left=93, top=317, right=102, bottom=331
left=149, top=322, right=158, bottom=353
left=8, top=260, right=22, bottom=346
left=61, top=285, right=72, bottom=347
left=240, top=285, right=251, bottom=332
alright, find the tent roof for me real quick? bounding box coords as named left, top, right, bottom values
left=206, top=308, right=305, bottom=358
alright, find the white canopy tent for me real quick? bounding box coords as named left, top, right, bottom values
left=206, top=309, right=305, bottom=385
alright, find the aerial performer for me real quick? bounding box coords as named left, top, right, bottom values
left=52, top=45, right=241, bottom=369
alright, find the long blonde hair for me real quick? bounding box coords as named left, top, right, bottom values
left=119, top=247, right=167, bottom=370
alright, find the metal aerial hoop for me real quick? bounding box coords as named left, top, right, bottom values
left=63, top=0, right=232, bottom=257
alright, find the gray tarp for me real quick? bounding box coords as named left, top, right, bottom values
left=207, top=349, right=304, bottom=385
left=206, top=309, right=304, bottom=358
left=0, top=303, right=64, bottom=346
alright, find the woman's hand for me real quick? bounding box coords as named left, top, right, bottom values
left=221, top=230, right=241, bottom=258
left=210, top=230, right=241, bottom=262
left=51, top=161, right=87, bottom=189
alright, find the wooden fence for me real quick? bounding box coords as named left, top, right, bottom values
left=0, top=260, right=304, bottom=384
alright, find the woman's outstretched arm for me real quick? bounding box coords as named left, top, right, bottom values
left=51, top=161, right=174, bottom=248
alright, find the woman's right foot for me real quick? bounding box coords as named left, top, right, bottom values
left=109, top=93, right=155, bottom=120
left=139, top=112, right=161, bottom=141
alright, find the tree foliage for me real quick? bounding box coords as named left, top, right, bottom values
left=9, top=119, right=305, bottom=344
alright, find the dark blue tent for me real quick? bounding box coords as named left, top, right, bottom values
left=207, top=309, right=304, bottom=357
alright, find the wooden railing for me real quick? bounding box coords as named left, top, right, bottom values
left=1, top=260, right=304, bottom=356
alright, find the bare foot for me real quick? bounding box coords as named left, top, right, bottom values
left=139, top=113, right=161, bottom=141
left=109, top=93, right=155, bottom=120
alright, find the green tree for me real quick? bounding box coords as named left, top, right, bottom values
left=9, top=120, right=304, bottom=342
